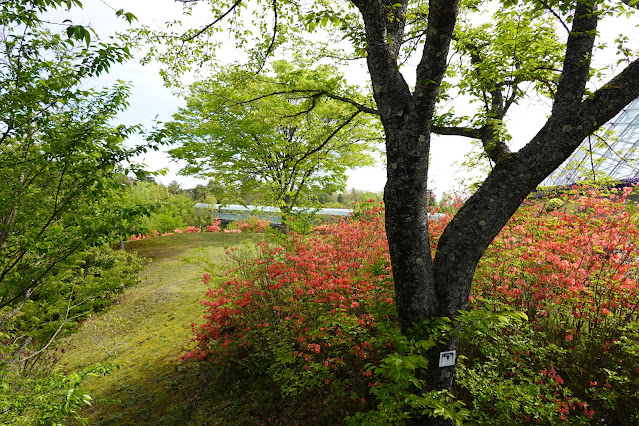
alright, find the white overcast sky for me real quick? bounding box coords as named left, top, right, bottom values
left=50, top=0, right=638, bottom=197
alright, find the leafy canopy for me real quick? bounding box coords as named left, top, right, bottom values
left=166, top=60, right=381, bottom=209
left=0, top=0, right=147, bottom=312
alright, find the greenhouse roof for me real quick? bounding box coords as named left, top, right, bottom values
left=542, top=97, right=639, bottom=186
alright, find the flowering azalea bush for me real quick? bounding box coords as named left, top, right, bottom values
left=184, top=189, right=639, bottom=424
left=129, top=232, right=157, bottom=241
left=228, top=216, right=270, bottom=233
left=185, top=226, right=202, bottom=233
left=205, top=219, right=222, bottom=232
left=470, top=186, right=639, bottom=424
left=184, top=202, right=393, bottom=421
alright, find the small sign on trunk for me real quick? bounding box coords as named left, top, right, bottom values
left=439, top=350, right=457, bottom=367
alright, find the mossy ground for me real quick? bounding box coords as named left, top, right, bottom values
left=57, top=233, right=268, bottom=425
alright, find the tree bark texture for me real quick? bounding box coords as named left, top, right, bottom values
left=351, top=1, right=639, bottom=417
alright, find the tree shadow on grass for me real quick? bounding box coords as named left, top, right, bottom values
left=81, top=356, right=287, bottom=426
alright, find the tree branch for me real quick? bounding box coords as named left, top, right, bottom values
left=431, top=125, right=482, bottom=139
left=552, top=1, right=598, bottom=111
left=535, top=0, right=570, bottom=33
left=414, top=0, right=461, bottom=122
left=577, top=58, right=639, bottom=133
left=254, top=0, right=279, bottom=74
left=351, top=0, right=412, bottom=118
left=222, top=88, right=379, bottom=115
left=0, top=289, right=31, bottom=332
left=287, top=111, right=361, bottom=184
left=180, top=0, right=243, bottom=44
left=431, top=1, right=621, bottom=316
left=19, top=287, right=76, bottom=363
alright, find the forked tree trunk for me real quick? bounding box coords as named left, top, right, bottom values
left=383, top=121, right=468, bottom=404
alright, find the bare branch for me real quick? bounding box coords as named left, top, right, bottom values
left=536, top=0, right=571, bottom=33
left=254, top=0, right=279, bottom=75
left=432, top=125, right=482, bottom=139
left=20, top=288, right=76, bottom=363
left=0, top=289, right=31, bottom=332
left=180, top=0, right=243, bottom=44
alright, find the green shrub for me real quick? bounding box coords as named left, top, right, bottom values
left=0, top=346, right=117, bottom=426
left=0, top=244, right=141, bottom=425
left=544, top=197, right=564, bottom=212
left=9, top=246, right=145, bottom=345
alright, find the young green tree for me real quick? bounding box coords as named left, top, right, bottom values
left=0, top=0, right=147, bottom=341
left=137, top=1, right=639, bottom=422
left=0, top=1, right=151, bottom=422
left=164, top=60, right=380, bottom=213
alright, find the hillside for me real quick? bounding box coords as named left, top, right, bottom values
left=57, top=233, right=265, bottom=425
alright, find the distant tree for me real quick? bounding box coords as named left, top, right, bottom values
left=165, top=60, right=380, bottom=214
left=336, top=188, right=383, bottom=207
left=314, top=190, right=340, bottom=206
left=190, top=184, right=208, bottom=202
left=167, top=180, right=182, bottom=195
left=426, top=190, right=436, bottom=209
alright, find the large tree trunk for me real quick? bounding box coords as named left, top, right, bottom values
left=357, top=0, right=462, bottom=400
left=384, top=120, right=469, bottom=420
left=384, top=121, right=463, bottom=425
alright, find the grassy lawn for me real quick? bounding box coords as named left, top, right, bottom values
left=57, top=233, right=267, bottom=425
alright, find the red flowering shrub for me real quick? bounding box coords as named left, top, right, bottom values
left=205, top=219, right=222, bottom=233
left=471, top=186, right=639, bottom=423
left=185, top=226, right=202, bottom=233
left=183, top=201, right=394, bottom=420
left=183, top=189, right=639, bottom=423
left=231, top=216, right=270, bottom=233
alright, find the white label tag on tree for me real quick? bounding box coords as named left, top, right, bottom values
left=439, top=350, right=456, bottom=367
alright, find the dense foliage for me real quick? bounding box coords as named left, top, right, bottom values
left=0, top=1, right=151, bottom=423
left=0, top=0, right=146, bottom=316
left=165, top=60, right=380, bottom=212
left=185, top=188, right=639, bottom=424
left=1, top=246, right=143, bottom=424
left=123, top=181, right=218, bottom=234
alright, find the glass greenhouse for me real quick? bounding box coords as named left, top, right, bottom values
left=542, top=97, right=639, bottom=186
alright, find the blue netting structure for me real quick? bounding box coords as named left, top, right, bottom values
left=542, top=97, right=639, bottom=186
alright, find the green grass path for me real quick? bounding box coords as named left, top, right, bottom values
left=58, top=233, right=261, bottom=425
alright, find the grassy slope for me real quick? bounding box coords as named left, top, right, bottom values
left=58, top=233, right=265, bottom=425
